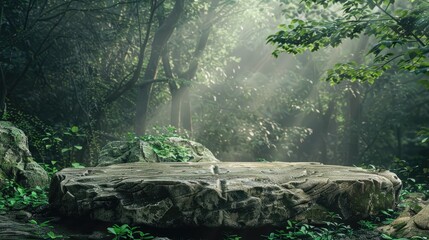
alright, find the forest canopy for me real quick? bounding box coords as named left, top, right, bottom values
left=268, top=0, right=429, bottom=84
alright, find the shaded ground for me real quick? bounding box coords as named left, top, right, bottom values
left=1, top=208, right=388, bottom=240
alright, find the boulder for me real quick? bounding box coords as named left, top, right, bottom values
left=49, top=162, right=402, bottom=228
left=0, top=121, right=49, bottom=188
left=379, top=193, right=429, bottom=238
left=414, top=204, right=429, bottom=230
left=97, top=137, right=219, bottom=166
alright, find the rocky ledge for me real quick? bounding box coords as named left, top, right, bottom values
left=49, top=162, right=402, bottom=228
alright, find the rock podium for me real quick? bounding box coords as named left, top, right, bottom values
left=49, top=162, right=402, bottom=228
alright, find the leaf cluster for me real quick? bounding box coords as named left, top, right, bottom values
left=326, top=62, right=385, bottom=84
left=267, top=0, right=429, bottom=84
left=136, top=126, right=194, bottom=162
left=107, top=224, right=154, bottom=240
left=266, top=219, right=353, bottom=240
left=29, top=219, right=65, bottom=239
left=0, top=180, right=48, bottom=212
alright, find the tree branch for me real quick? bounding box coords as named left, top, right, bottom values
left=373, top=0, right=425, bottom=46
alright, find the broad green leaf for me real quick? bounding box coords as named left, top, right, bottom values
left=71, top=126, right=79, bottom=133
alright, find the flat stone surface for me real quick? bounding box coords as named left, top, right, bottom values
left=49, top=162, right=402, bottom=228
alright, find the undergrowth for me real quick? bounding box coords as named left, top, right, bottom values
left=0, top=180, right=48, bottom=213
left=129, top=126, right=194, bottom=162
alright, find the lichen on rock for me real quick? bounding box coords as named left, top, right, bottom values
left=379, top=193, right=429, bottom=238
left=0, top=121, right=49, bottom=188
left=97, top=137, right=219, bottom=166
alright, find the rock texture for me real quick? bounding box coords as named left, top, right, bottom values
left=49, top=162, right=402, bottom=228
left=97, top=137, right=219, bottom=166
left=379, top=193, right=429, bottom=238
left=0, top=215, right=43, bottom=239
left=0, top=121, right=49, bottom=188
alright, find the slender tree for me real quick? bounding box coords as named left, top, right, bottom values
left=135, top=0, right=185, bottom=135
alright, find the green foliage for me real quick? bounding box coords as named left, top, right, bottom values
left=0, top=180, right=48, bottom=212
left=42, top=125, right=85, bottom=167
left=400, top=180, right=429, bottom=202
left=135, top=126, right=193, bottom=162
left=71, top=162, right=86, bottom=169
left=379, top=209, right=398, bottom=225
left=41, top=161, right=59, bottom=178
left=358, top=220, right=377, bottom=230
left=268, top=0, right=429, bottom=84
left=2, top=107, right=55, bottom=162
left=326, top=62, right=385, bottom=84
left=45, top=231, right=65, bottom=240
left=29, top=219, right=65, bottom=239
left=194, top=70, right=316, bottom=161
left=266, top=219, right=353, bottom=240
left=3, top=107, right=87, bottom=169
left=107, top=224, right=153, bottom=240
left=224, top=235, right=241, bottom=240
left=392, top=158, right=429, bottom=195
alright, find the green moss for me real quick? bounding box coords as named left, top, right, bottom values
left=392, top=220, right=407, bottom=230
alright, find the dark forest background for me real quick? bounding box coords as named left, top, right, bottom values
left=1, top=0, right=428, bottom=183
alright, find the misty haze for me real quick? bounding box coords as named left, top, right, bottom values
left=0, top=0, right=428, bottom=239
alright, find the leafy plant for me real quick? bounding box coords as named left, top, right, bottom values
left=392, top=158, right=429, bottom=201
left=46, top=231, right=65, bottom=239
left=107, top=224, right=153, bottom=240
left=358, top=220, right=377, bottom=231
left=267, top=0, right=429, bottom=85
left=0, top=180, right=48, bottom=211
left=379, top=209, right=399, bottom=225
left=29, top=219, right=52, bottom=228
left=266, top=219, right=353, bottom=240
left=71, top=162, right=86, bottom=169
left=224, top=235, right=242, bottom=240
left=136, top=126, right=193, bottom=162
left=41, top=125, right=85, bottom=168
left=358, top=220, right=377, bottom=230
left=29, top=219, right=65, bottom=239
left=41, top=160, right=60, bottom=178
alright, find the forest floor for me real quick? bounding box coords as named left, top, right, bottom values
left=1, top=180, right=427, bottom=240
left=0, top=206, right=410, bottom=240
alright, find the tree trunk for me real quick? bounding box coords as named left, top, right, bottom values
left=170, top=90, right=182, bottom=128
left=396, top=125, right=402, bottom=159
left=174, top=0, right=219, bottom=134
left=180, top=86, right=192, bottom=134
left=135, top=0, right=184, bottom=135
left=344, top=36, right=369, bottom=165
left=91, top=2, right=156, bottom=132
left=162, top=48, right=181, bottom=129
left=0, top=66, right=6, bottom=118
left=320, top=100, right=336, bottom=163
left=346, top=82, right=361, bottom=165
left=102, top=1, right=156, bottom=105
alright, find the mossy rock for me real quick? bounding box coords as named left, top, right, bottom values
left=97, top=137, right=219, bottom=166
left=379, top=195, right=429, bottom=238
left=0, top=121, right=49, bottom=188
